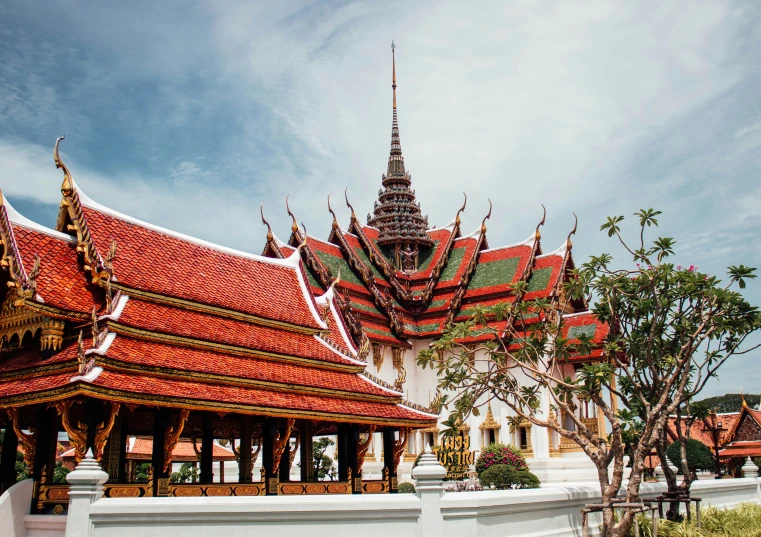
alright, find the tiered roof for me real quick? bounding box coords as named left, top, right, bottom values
left=0, top=140, right=436, bottom=427
left=261, top=47, right=607, bottom=359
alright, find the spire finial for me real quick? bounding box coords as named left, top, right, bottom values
left=391, top=41, right=397, bottom=110
left=54, top=136, right=73, bottom=196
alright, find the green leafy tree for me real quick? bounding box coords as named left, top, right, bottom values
left=170, top=462, right=199, bottom=484
left=15, top=450, right=29, bottom=481
left=695, top=393, right=761, bottom=413
left=135, top=462, right=152, bottom=483
left=52, top=461, right=70, bottom=484
left=666, top=439, right=714, bottom=474
left=418, top=209, right=760, bottom=537
left=479, top=464, right=540, bottom=490
left=312, top=437, right=336, bottom=481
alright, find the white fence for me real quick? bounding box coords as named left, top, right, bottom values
left=2, top=450, right=760, bottom=537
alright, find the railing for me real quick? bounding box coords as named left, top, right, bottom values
left=103, top=482, right=152, bottom=498
left=361, top=479, right=390, bottom=494
left=278, top=481, right=352, bottom=495
left=169, top=483, right=266, bottom=497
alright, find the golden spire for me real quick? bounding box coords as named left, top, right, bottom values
left=391, top=40, right=397, bottom=110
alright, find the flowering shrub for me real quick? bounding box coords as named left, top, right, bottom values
left=475, top=443, right=528, bottom=476
left=479, top=464, right=540, bottom=490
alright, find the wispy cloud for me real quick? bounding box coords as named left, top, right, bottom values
left=1, top=0, right=761, bottom=396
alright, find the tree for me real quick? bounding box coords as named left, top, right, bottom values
left=312, top=437, right=336, bottom=481
left=695, top=393, right=761, bottom=413
left=135, top=462, right=152, bottom=483
left=170, top=462, right=199, bottom=484
left=666, top=439, right=714, bottom=474
left=418, top=209, right=760, bottom=537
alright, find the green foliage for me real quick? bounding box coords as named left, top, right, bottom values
left=667, top=439, right=715, bottom=473
left=479, top=464, right=540, bottom=490
left=397, top=482, right=416, bottom=493
left=15, top=450, right=29, bottom=481
left=135, top=463, right=152, bottom=483
left=475, top=443, right=527, bottom=475
left=52, top=461, right=70, bottom=484
left=170, top=462, right=199, bottom=484
left=695, top=393, right=761, bottom=414
left=655, top=503, right=761, bottom=537
left=313, top=437, right=336, bottom=480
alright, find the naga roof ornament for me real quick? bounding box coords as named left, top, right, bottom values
left=367, top=42, right=433, bottom=250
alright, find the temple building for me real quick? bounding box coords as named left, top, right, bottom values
left=0, top=45, right=610, bottom=515
left=261, top=45, right=608, bottom=482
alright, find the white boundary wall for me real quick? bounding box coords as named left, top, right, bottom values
left=3, top=456, right=759, bottom=537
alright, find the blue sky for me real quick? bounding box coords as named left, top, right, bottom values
left=1, top=1, right=761, bottom=397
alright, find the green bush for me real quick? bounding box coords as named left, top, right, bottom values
left=478, top=464, right=540, bottom=490
left=475, top=443, right=528, bottom=476
left=666, top=439, right=715, bottom=473
left=397, top=482, right=416, bottom=493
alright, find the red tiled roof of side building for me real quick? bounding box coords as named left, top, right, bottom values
left=664, top=416, right=729, bottom=447
left=719, top=441, right=761, bottom=458
left=77, top=200, right=323, bottom=330
left=90, top=369, right=434, bottom=424
left=126, top=437, right=236, bottom=461
left=100, top=336, right=388, bottom=398
left=0, top=371, right=76, bottom=399
left=113, top=298, right=358, bottom=366
left=10, top=224, right=102, bottom=314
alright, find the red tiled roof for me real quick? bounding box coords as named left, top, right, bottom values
left=11, top=224, right=102, bottom=314
left=560, top=311, right=609, bottom=363
left=79, top=202, right=322, bottom=329
left=90, top=368, right=432, bottom=423
left=435, top=236, right=479, bottom=290
left=100, top=336, right=386, bottom=397
left=0, top=339, right=78, bottom=374
left=114, top=299, right=357, bottom=366
left=463, top=242, right=534, bottom=299
left=523, top=252, right=564, bottom=301
left=719, top=441, right=761, bottom=458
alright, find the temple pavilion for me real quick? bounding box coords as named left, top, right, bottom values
left=0, top=44, right=609, bottom=514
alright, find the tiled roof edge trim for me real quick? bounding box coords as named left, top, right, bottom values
left=313, top=335, right=365, bottom=365
left=314, top=288, right=358, bottom=356
left=480, top=231, right=536, bottom=254
left=398, top=402, right=440, bottom=419
left=69, top=365, right=103, bottom=383
left=361, top=371, right=403, bottom=395
left=99, top=294, right=129, bottom=321
left=4, top=195, right=77, bottom=243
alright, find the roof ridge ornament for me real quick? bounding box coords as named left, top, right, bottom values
left=480, top=199, right=492, bottom=234
left=285, top=194, right=299, bottom=234
left=54, top=136, right=73, bottom=196
left=328, top=194, right=339, bottom=230
left=455, top=193, right=467, bottom=227
left=260, top=202, right=274, bottom=242
left=566, top=213, right=578, bottom=251
left=536, top=204, right=546, bottom=240
left=344, top=188, right=357, bottom=223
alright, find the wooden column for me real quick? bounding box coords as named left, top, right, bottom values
left=347, top=425, right=361, bottom=494
left=337, top=424, right=347, bottom=481
left=278, top=438, right=291, bottom=482
left=299, top=420, right=314, bottom=482
left=117, top=415, right=128, bottom=483
left=262, top=419, right=276, bottom=494
left=151, top=409, right=170, bottom=496
left=238, top=415, right=253, bottom=483
left=0, top=423, right=18, bottom=491
left=200, top=414, right=214, bottom=484
left=383, top=428, right=397, bottom=493
left=32, top=406, right=56, bottom=485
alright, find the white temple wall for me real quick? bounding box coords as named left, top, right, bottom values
left=69, top=478, right=760, bottom=537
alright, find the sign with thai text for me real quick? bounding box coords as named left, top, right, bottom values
left=432, top=435, right=478, bottom=480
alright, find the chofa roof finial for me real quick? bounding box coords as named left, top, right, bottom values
left=455, top=193, right=467, bottom=227
left=535, top=204, right=546, bottom=240
left=344, top=188, right=357, bottom=223
left=54, top=136, right=73, bottom=196
left=285, top=195, right=299, bottom=234
left=327, top=194, right=339, bottom=230
left=566, top=213, right=578, bottom=251
left=260, top=202, right=274, bottom=242
left=480, top=199, right=492, bottom=234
